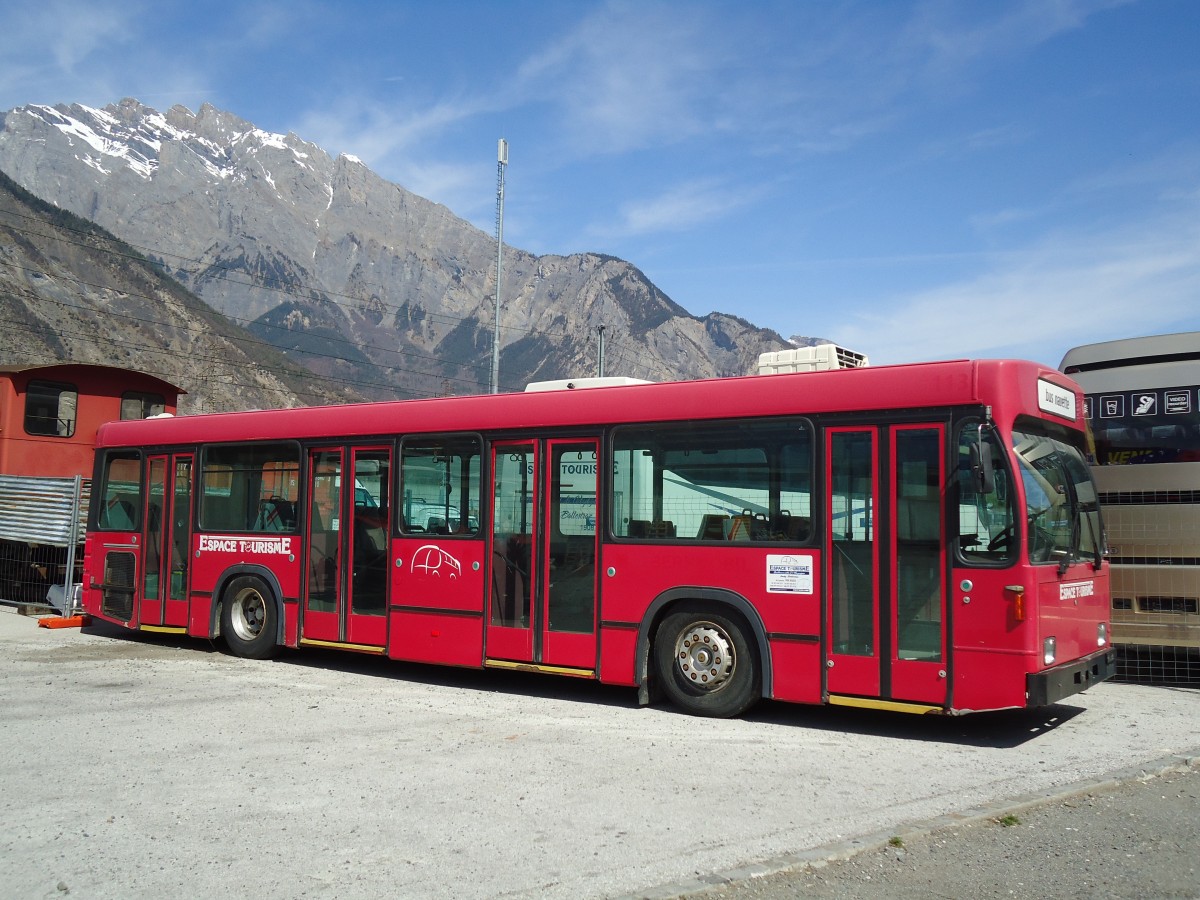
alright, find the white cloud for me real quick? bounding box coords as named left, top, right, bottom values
left=514, top=2, right=727, bottom=155
left=601, top=178, right=763, bottom=238
left=0, top=1, right=140, bottom=107
left=833, top=207, right=1200, bottom=367
left=293, top=96, right=486, bottom=207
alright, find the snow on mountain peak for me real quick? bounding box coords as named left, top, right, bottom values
left=28, top=102, right=158, bottom=179
left=16, top=98, right=327, bottom=185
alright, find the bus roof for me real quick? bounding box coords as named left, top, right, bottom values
left=1060, top=331, right=1200, bottom=373
left=93, top=358, right=1077, bottom=449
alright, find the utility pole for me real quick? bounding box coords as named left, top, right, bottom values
left=490, top=138, right=508, bottom=394
left=596, top=324, right=606, bottom=377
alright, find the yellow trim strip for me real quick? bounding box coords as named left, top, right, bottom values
left=299, top=638, right=386, bottom=655
left=140, top=625, right=188, bottom=634
left=485, top=659, right=595, bottom=679
left=828, top=695, right=943, bottom=715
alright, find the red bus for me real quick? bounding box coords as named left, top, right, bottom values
left=82, top=359, right=1113, bottom=717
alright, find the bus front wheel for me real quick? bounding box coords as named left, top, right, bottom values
left=654, top=605, right=759, bottom=718
left=221, top=576, right=278, bottom=660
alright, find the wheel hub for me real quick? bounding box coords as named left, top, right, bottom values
left=233, top=589, right=265, bottom=639
left=674, top=622, right=735, bottom=691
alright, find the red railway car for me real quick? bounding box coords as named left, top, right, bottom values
left=0, top=364, right=182, bottom=608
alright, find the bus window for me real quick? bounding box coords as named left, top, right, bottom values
left=399, top=436, right=481, bottom=536
left=956, top=422, right=1015, bottom=564
left=611, top=419, right=812, bottom=541
left=97, top=451, right=142, bottom=530
left=199, top=444, right=301, bottom=533
left=1012, top=426, right=1103, bottom=567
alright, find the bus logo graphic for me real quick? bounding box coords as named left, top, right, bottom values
left=410, top=545, right=462, bottom=579
left=1099, top=395, right=1124, bottom=418
left=1133, top=393, right=1156, bottom=416
left=1059, top=581, right=1095, bottom=601
left=1165, top=390, right=1192, bottom=414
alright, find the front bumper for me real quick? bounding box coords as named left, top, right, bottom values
left=1026, top=647, right=1116, bottom=707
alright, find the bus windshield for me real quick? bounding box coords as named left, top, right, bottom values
left=1012, top=426, right=1102, bottom=569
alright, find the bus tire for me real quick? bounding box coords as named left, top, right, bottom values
left=654, top=604, right=759, bottom=718
left=220, top=576, right=278, bottom=660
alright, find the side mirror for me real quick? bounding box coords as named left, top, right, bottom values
left=969, top=437, right=996, bottom=495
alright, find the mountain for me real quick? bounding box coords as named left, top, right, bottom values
left=0, top=99, right=812, bottom=401
left=0, top=168, right=353, bottom=412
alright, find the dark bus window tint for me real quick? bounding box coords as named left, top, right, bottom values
left=1086, top=387, right=1200, bottom=466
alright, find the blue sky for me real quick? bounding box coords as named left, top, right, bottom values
left=3, top=0, right=1198, bottom=367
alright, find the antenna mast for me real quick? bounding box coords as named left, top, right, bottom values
left=490, top=139, right=508, bottom=394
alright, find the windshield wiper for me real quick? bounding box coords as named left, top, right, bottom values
left=1081, top=505, right=1103, bottom=571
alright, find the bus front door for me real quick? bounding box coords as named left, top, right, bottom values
left=825, top=424, right=948, bottom=707
left=302, top=447, right=390, bottom=649
left=139, top=454, right=192, bottom=630
left=487, top=438, right=599, bottom=672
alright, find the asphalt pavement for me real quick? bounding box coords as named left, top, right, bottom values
left=686, top=761, right=1199, bottom=899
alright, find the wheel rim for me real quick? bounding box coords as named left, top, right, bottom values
left=673, top=621, right=735, bottom=691
left=231, top=586, right=266, bottom=641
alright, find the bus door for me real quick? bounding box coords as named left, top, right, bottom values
left=139, top=453, right=192, bottom=630
left=487, top=438, right=599, bottom=671
left=302, top=447, right=390, bottom=649
left=825, top=424, right=948, bottom=707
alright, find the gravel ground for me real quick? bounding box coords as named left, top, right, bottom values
left=689, top=763, right=1200, bottom=899
left=3, top=609, right=1198, bottom=900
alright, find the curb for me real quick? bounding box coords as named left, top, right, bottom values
left=623, top=751, right=1200, bottom=899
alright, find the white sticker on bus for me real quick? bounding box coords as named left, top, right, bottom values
left=410, top=545, right=461, bottom=579
left=198, top=535, right=293, bottom=556
left=1059, top=581, right=1095, bottom=600
left=766, top=554, right=814, bottom=594
left=1038, top=378, right=1077, bottom=420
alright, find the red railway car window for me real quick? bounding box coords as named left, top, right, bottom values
left=121, top=391, right=167, bottom=420
left=24, top=380, right=78, bottom=437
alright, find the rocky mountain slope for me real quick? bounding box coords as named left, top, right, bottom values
left=0, top=99, right=810, bottom=400
left=0, top=168, right=352, bottom=412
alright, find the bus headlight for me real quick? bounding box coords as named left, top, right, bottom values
left=1098, top=623, right=1108, bottom=646
left=1043, top=637, right=1057, bottom=666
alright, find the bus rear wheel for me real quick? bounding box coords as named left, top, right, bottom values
left=654, top=605, right=759, bottom=718
left=221, top=576, right=278, bottom=660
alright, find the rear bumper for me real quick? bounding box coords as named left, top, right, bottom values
left=1026, top=647, right=1116, bottom=707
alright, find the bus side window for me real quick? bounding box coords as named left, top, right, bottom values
left=103, top=496, right=137, bottom=530
left=97, top=451, right=142, bottom=531
left=399, top=436, right=482, bottom=538
left=956, top=422, right=1015, bottom=564
left=610, top=419, right=812, bottom=543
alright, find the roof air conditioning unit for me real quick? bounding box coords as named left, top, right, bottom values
left=756, top=344, right=868, bottom=375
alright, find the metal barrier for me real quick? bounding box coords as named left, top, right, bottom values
left=0, top=474, right=89, bottom=613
